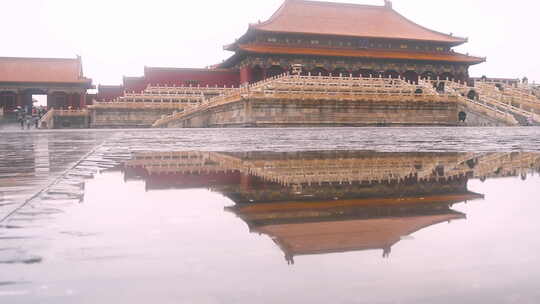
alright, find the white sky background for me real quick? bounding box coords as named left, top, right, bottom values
left=1, top=0, right=539, bottom=86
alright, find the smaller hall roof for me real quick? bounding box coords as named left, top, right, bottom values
left=246, top=0, right=466, bottom=45
left=0, top=56, right=92, bottom=85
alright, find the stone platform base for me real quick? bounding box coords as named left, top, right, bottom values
left=165, top=98, right=460, bottom=128
left=89, top=108, right=177, bottom=129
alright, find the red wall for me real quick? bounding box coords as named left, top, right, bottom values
left=240, top=66, right=251, bottom=84
left=97, top=67, right=241, bottom=101
left=144, top=67, right=240, bottom=88
left=123, top=76, right=147, bottom=93
left=97, top=85, right=124, bottom=101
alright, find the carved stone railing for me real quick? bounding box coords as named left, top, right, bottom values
left=143, top=85, right=236, bottom=95
left=38, top=109, right=89, bottom=129
left=102, top=84, right=236, bottom=105
left=153, top=73, right=459, bottom=127
left=457, top=95, right=518, bottom=125
left=117, top=93, right=204, bottom=104
left=443, top=81, right=534, bottom=125
left=89, top=101, right=192, bottom=110
left=38, top=109, right=55, bottom=128
left=472, top=82, right=540, bottom=123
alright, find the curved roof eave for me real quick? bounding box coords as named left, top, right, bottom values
left=249, top=0, right=468, bottom=46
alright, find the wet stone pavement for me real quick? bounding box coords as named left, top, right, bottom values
left=0, top=127, right=540, bottom=303
left=2, top=127, right=540, bottom=221
left=0, top=131, right=115, bottom=220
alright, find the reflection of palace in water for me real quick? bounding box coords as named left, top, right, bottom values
left=122, top=151, right=540, bottom=263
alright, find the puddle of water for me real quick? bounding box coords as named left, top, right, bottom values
left=0, top=149, right=539, bottom=303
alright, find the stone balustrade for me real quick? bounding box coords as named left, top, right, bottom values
left=144, top=85, right=235, bottom=95
left=39, top=109, right=89, bottom=129
left=90, top=101, right=191, bottom=110
left=38, top=109, right=55, bottom=128
left=441, top=81, right=535, bottom=125
left=472, top=82, right=540, bottom=122
left=118, top=94, right=203, bottom=104
left=105, top=84, right=236, bottom=106
left=153, top=73, right=462, bottom=128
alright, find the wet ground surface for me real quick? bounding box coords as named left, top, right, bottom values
left=1, top=128, right=540, bottom=303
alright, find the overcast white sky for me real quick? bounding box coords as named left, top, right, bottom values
left=2, top=0, right=539, bottom=86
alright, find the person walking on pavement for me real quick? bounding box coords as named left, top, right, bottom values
left=18, top=111, right=25, bottom=129
left=32, top=108, right=39, bottom=129
left=25, top=114, right=32, bottom=129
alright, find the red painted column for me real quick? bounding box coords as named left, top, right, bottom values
left=16, top=92, right=22, bottom=107
left=68, top=93, right=73, bottom=109
left=47, top=94, right=53, bottom=109
left=79, top=93, right=85, bottom=108
left=240, top=66, right=251, bottom=85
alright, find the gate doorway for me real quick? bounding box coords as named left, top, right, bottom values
left=33, top=94, right=47, bottom=108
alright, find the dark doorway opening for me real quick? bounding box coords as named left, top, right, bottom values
left=251, top=66, right=264, bottom=84
left=267, top=65, right=286, bottom=78
left=311, top=67, right=329, bottom=76
left=383, top=70, right=400, bottom=79
left=404, top=71, right=419, bottom=84
left=357, top=69, right=377, bottom=78
left=332, top=68, right=350, bottom=77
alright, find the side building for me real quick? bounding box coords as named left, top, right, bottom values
left=0, top=56, right=93, bottom=113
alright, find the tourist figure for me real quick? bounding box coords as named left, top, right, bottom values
left=32, top=108, right=39, bottom=128
left=17, top=111, right=25, bottom=129
left=26, top=115, right=32, bottom=129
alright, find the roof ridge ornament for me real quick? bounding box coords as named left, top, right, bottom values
left=384, top=0, right=393, bottom=9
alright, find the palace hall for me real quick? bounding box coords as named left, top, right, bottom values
left=10, top=0, right=539, bottom=128
left=0, top=56, right=93, bottom=112
left=96, top=0, right=484, bottom=101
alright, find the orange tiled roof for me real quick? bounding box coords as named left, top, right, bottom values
left=238, top=43, right=485, bottom=64
left=0, top=56, right=91, bottom=84
left=250, top=0, right=467, bottom=44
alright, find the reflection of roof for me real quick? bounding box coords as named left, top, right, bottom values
left=228, top=196, right=474, bottom=261
left=259, top=213, right=464, bottom=256
left=250, top=0, right=466, bottom=44
left=0, top=56, right=92, bottom=85
left=231, top=193, right=483, bottom=218
left=237, top=44, right=485, bottom=64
